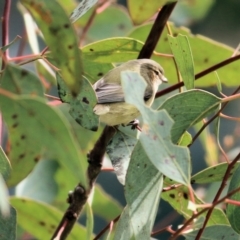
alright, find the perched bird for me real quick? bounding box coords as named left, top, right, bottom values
left=93, top=59, right=167, bottom=126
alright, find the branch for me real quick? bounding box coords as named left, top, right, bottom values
left=51, top=126, right=116, bottom=240
left=138, top=1, right=177, bottom=59
left=1, top=0, right=11, bottom=69
left=171, top=184, right=240, bottom=239
left=195, top=151, right=240, bottom=239
left=156, top=54, right=240, bottom=98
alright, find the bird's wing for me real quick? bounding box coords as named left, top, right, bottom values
left=93, top=80, right=125, bottom=103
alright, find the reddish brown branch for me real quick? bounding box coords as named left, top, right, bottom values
left=93, top=215, right=120, bottom=240
left=1, top=0, right=11, bottom=69
left=190, top=85, right=240, bottom=146
left=195, top=151, right=240, bottom=239
left=156, top=54, right=240, bottom=98
left=171, top=184, right=240, bottom=239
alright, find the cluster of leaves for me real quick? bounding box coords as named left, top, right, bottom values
left=1, top=0, right=240, bottom=239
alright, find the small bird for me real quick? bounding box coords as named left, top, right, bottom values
left=93, top=59, right=167, bottom=126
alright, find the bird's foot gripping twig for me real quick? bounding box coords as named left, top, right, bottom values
left=126, top=119, right=142, bottom=131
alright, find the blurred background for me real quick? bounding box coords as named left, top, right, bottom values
left=1, top=0, right=240, bottom=239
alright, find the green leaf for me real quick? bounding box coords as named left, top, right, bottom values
left=106, top=130, right=138, bottom=185
left=0, top=174, right=10, bottom=216
left=127, top=0, right=172, bottom=25
left=161, top=185, right=229, bottom=226
left=86, top=6, right=133, bottom=41
left=168, top=34, right=195, bottom=90
left=83, top=59, right=113, bottom=83
left=57, top=72, right=99, bottom=131
left=113, top=206, right=133, bottom=240
left=10, top=197, right=88, bottom=240
left=125, top=142, right=163, bottom=238
left=16, top=160, right=59, bottom=203
left=69, top=0, right=98, bottom=23
left=178, top=131, right=192, bottom=146
left=159, top=89, right=221, bottom=143
left=21, top=0, right=83, bottom=96
left=82, top=37, right=144, bottom=63
left=184, top=225, right=239, bottom=240
left=121, top=71, right=190, bottom=185
left=226, top=165, right=240, bottom=233
left=0, top=94, right=87, bottom=187
left=215, top=71, right=222, bottom=93
left=129, top=22, right=240, bottom=87
left=86, top=202, right=94, bottom=240
left=1, top=64, right=44, bottom=97
left=0, top=206, right=16, bottom=240
left=0, top=146, right=11, bottom=180
left=191, top=162, right=240, bottom=184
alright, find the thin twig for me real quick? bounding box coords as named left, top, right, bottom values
left=171, top=184, right=240, bottom=239
left=93, top=215, right=120, bottom=240
left=195, top=151, right=240, bottom=240
left=155, top=54, right=240, bottom=98
left=189, top=86, right=240, bottom=147
left=1, top=0, right=11, bottom=69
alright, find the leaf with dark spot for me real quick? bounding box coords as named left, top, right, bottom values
left=57, top=72, right=99, bottom=131
left=1, top=64, right=44, bottom=97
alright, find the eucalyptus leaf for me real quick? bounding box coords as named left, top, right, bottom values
left=0, top=94, right=87, bottom=187
left=226, top=165, right=240, bottom=233
left=106, top=131, right=138, bottom=185
left=69, top=0, right=98, bottom=23
left=57, top=72, right=99, bottom=131
left=21, top=0, right=83, bottom=95
left=10, top=197, right=88, bottom=239
left=159, top=89, right=221, bottom=143
left=128, top=0, right=173, bottom=25
left=161, top=185, right=229, bottom=226
left=0, top=206, right=16, bottom=240
left=168, top=34, right=194, bottom=90
left=1, top=64, right=44, bottom=97
left=0, top=174, right=10, bottom=216
left=125, top=142, right=163, bottom=238
left=0, top=146, right=11, bottom=180
left=191, top=162, right=240, bottom=184
left=184, top=225, right=239, bottom=240
left=82, top=37, right=144, bottom=63
left=122, top=71, right=190, bottom=185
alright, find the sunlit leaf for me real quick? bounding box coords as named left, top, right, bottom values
left=82, top=37, right=144, bottom=63
left=0, top=94, right=87, bottom=187
left=10, top=197, right=88, bottom=239
left=168, top=34, right=194, bottom=90
left=21, top=0, right=83, bottom=95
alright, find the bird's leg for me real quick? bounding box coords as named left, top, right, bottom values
left=126, top=119, right=142, bottom=131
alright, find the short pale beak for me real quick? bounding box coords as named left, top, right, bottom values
left=162, top=75, right=168, bottom=83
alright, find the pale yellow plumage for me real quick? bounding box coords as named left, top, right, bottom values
left=93, top=59, right=167, bottom=126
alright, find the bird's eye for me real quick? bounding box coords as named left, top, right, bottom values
left=153, top=70, right=159, bottom=76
